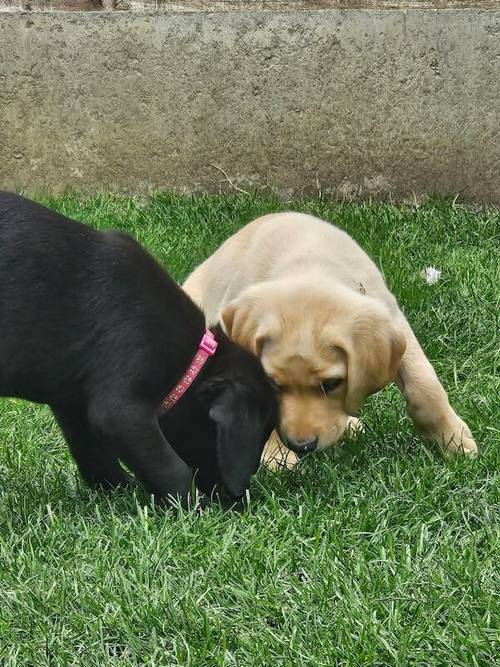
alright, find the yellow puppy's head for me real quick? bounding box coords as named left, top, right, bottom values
left=221, top=278, right=406, bottom=453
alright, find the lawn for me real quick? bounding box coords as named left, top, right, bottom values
left=0, top=194, right=498, bottom=666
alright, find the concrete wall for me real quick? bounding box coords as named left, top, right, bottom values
left=0, top=6, right=499, bottom=201
left=2, top=2, right=499, bottom=10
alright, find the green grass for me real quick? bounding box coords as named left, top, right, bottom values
left=1, top=193, right=499, bottom=666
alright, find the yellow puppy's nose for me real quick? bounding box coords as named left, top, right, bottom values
left=284, top=436, right=318, bottom=454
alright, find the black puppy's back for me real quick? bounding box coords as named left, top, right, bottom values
left=0, top=192, right=202, bottom=405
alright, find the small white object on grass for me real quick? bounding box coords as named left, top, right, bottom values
left=421, top=267, right=442, bottom=285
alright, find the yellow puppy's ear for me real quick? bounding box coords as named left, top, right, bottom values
left=220, top=287, right=275, bottom=357
left=220, top=297, right=244, bottom=340
left=342, top=309, right=406, bottom=416
left=220, top=291, right=261, bottom=355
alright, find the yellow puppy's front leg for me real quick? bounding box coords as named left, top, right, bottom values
left=396, top=323, right=478, bottom=456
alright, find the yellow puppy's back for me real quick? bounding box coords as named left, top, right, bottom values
left=184, top=211, right=394, bottom=322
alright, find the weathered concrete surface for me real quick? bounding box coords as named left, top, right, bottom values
left=2, top=2, right=500, bottom=11
left=0, top=9, right=499, bottom=201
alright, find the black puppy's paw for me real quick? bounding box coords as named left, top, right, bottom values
left=198, top=487, right=248, bottom=512
left=151, top=464, right=196, bottom=511
left=84, top=469, right=136, bottom=491
left=196, top=493, right=212, bottom=512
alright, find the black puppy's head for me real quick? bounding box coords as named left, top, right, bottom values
left=161, top=326, right=276, bottom=502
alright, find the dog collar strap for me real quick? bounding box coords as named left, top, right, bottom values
left=160, top=330, right=218, bottom=413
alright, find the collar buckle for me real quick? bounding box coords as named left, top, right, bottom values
left=199, top=330, right=218, bottom=355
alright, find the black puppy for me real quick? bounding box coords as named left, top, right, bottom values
left=0, top=192, right=276, bottom=507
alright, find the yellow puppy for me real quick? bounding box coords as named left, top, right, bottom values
left=184, top=212, right=477, bottom=464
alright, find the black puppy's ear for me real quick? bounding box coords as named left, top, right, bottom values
left=208, top=382, right=265, bottom=499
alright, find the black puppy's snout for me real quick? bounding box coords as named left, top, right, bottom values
left=285, top=436, right=318, bottom=454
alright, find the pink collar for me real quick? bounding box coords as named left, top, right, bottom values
left=159, top=330, right=218, bottom=413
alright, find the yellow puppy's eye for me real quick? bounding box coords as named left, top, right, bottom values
left=321, top=378, right=343, bottom=394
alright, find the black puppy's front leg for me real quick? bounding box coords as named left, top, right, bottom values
left=89, top=401, right=194, bottom=508
left=52, top=405, right=132, bottom=489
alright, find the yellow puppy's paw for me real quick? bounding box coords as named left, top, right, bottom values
left=433, top=419, right=478, bottom=457
left=344, top=416, right=365, bottom=438
left=261, top=433, right=300, bottom=470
